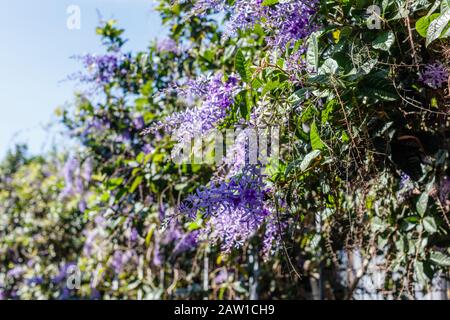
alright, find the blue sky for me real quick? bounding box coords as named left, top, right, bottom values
left=0, top=0, right=165, bottom=158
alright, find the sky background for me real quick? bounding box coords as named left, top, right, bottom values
left=0, top=0, right=165, bottom=158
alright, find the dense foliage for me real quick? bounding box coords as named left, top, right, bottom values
left=1, top=0, right=449, bottom=300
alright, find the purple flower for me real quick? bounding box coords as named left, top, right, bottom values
left=181, top=165, right=281, bottom=253
left=6, top=266, right=24, bottom=279
left=223, top=0, right=266, bottom=36
left=181, top=165, right=267, bottom=219
left=78, top=53, right=120, bottom=85
left=419, top=62, right=449, bottom=89
left=151, top=73, right=240, bottom=147
left=133, top=115, right=145, bottom=130
left=110, top=250, right=135, bottom=274
left=129, top=228, right=138, bottom=243
left=156, top=38, right=179, bottom=54
left=399, top=172, right=411, bottom=190
left=82, top=158, right=93, bottom=182
left=78, top=199, right=87, bottom=213
left=262, top=213, right=285, bottom=260
left=173, top=231, right=199, bottom=254
left=285, top=47, right=309, bottom=81
left=26, top=276, right=44, bottom=286
left=439, top=177, right=450, bottom=204
left=61, top=156, right=78, bottom=197
left=192, top=0, right=318, bottom=51
left=266, top=0, right=318, bottom=49
left=160, top=219, right=199, bottom=254
left=214, top=269, right=229, bottom=284
left=52, top=262, right=76, bottom=284
left=142, top=144, right=154, bottom=155
left=59, top=287, right=71, bottom=300
left=153, top=237, right=162, bottom=266
left=90, top=288, right=101, bottom=300
left=83, top=117, right=110, bottom=136
left=75, top=176, right=84, bottom=193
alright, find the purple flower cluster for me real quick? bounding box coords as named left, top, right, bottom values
left=83, top=54, right=119, bottom=84
left=81, top=117, right=111, bottom=137
left=132, top=114, right=145, bottom=130
left=52, top=262, right=77, bottom=284
left=61, top=157, right=81, bottom=197
left=399, top=172, right=411, bottom=190
left=156, top=38, right=179, bottom=54
left=284, top=47, right=309, bottom=81
left=83, top=215, right=107, bottom=256
left=261, top=213, right=284, bottom=261
left=223, top=0, right=266, bottom=36
left=264, top=0, right=318, bottom=49
left=71, top=53, right=126, bottom=87
left=110, top=250, right=136, bottom=275
left=162, top=220, right=199, bottom=254
left=192, top=0, right=318, bottom=50
left=419, top=62, right=449, bottom=89
left=439, top=176, right=450, bottom=204
left=155, top=73, right=239, bottom=144
left=60, top=156, right=93, bottom=212
left=182, top=166, right=267, bottom=219
left=181, top=165, right=281, bottom=253
left=6, top=266, right=24, bottom=279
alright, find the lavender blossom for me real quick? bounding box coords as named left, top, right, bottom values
left=61, top=157, right=79, bottom=197
left=439, top=176, right=450, bottom=204
left=142, top=144, right=154, bottom=155
left=156, top=38, right=179, bottom=54
left=262, top=213, right=285, bottom=260
left=129, top=227, right=139, bottom=243
left=80, top=53, right=119, bottom=84
left=181, top=165, right=281, bottom=253
left=266, top=0, right=318, bottom=49
left=160, top=219, right=199, bottom=254
left=70, top=53, right=127, bottom=90
left=151, top=73, right=239, bottom=148
left=191, top=0, right=318, bottom=51
left=214, top=269, right=229, bottom=284
left=6, top=266, right=24, bottom=279
left=399, top=172, right=411, bottom=190
left=132, top=115, right=145, bottom=130
left=52, top=262, right=76, bottom=284
left=174, top=231, right=199, bottom=254
left=419, top=62, right=449, bottom=89
left=110, top=250, right=136, bottom=274
left=82, top=158, right=93, bottom=182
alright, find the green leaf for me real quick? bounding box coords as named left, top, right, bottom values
left=319, top=58, right=338, bottom=75
left=372, top=31, right=395, bottom=51
left=306, top=31, right=320, bottom=72
left=426, top=10, right=450, bottom=46
left=416, top=192, right=429, bottom=217
left=129, top=176, right=143, bottom=193
left=358, top=71, right=398, bottom=102
left=430, top=251, right=450, bottom=267
left=414, top=261, right=429, bottom=285
left=415, top=13, right=440, bottom=38
left=321, top=99, right=336, bottom=124
left=442, top=0, right=450, bottom=11
left=422, top=216, right=437, bottom=234
left=285, top=159, right=301, bottom=176
left=310, top=121, right=325, bottom=151
left=300, top=150, right=321, bottom=172
left=261, top=0, right=279, bottom=5
left=235, top=49, right=250, bottom=82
